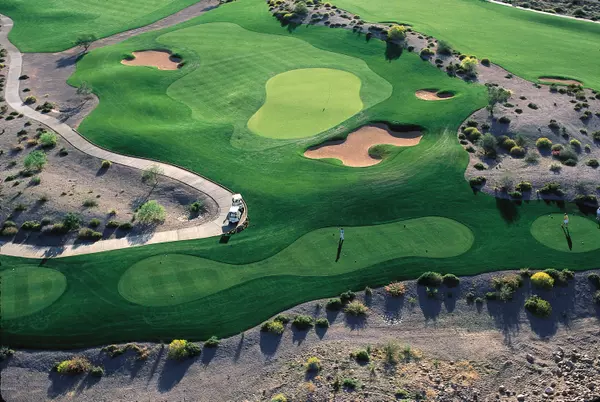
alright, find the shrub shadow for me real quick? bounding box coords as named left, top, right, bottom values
left=47, top=372, right=80, bottom=398
left=157, top=357, right=194, bottom=392
left=315, top=324, right=328, bottom=339
left=485, top=288, right=525, bottom=343
left=200, top=347, right=217, bottom=366
left=496, top=197, right=520, bottom=224
left=259, top=332, right=282, bottom=358
left=385, top=41, right=403, bottom=61
left=417, top=286, right=442, bottom=320
left=345, top=314, right=367, bottom=331
left=384, top=296, right=405, bottom=323
left=443, top=287, right=458, bottom=313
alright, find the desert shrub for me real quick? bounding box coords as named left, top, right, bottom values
left=558, top=147, right=578, bottom=164
left=119, top=222, right=133, bottom=230
left=420, top=47, right=434, bottom=58
left=465, top=146, right=475, bottom=153
left=474, top=162, right=486, bottom=170
left=520, top=268, right=532, bottom=278
left=586, top=159, right=599, bottom=167
left=14, top=203, right=27, bottom=212
left=550, top=163, right=562, bottom=172
left=339, top=290, right=356, bottom=304
left=387, top=25, right=406, bottom=41
left=548, top=120, right=560, bottom=129
left=0, top=346, right=15, bottom=361
left=588, top=273, right=600, bottom=288
left=353, top=349, right=370, bottom=362
left=551, top=144, right=564, bottom=152
left=306, top=356, right=321, bottom=372
left=528, top=103, right=538, bottom=110
left=543, top=268, right=572, bottom=286
left=384, top=282, right=406, bottom=296
left=106, top=220, right=120, bottom=228
left=539, top=182, right=564, bottom=196
left=90, top=366, right=104, bottom=377
left=437, top=40, right=452, bottom=55
left=1, top=226, right=18, bottom=236
left=481, top=58, right=490, bottom=66
left=59, top=147, right=69, bottom=156
left=516, top=181, right=532, bottom=192
left=460, top=56, right=478, bottom=74
left=326, top=298, right=343, bottom=310
left=2, top=221, right=17, bottom=228
left=83, top=199, right=98, bottom=207
left=271, top=394, right=287, bottom=402
left=56, top=356, right=91, bottom=375
left=21, top=221, right=41, bottom=231
left=491, top=274, right=523, bottom=301
left=469, top=176, right=486, bottom=187
left=39, top=132, right=57, bottom=148
left=570, top=139, right=582, bottom=149
left=24, top=95, right=37, bottom=104
left=463, top=127, right=482, bottom=142
left=525, top=296, right=552, bottom=318
left=204, top=336, right=219, bottom=348
left=531, top=272, right=554, bottom=289
left=30, top=176, right=41, bottom=185
left=383, top=341, right=399, bottom=364
left=23, top=150, right=47, bottom=171
left=515, top=108, right=523, bottom=114
left=479, top=133, right=497, bottom=156
left=189, top=200, right=204, bottom=213
left=365, top=286, right=373, bottom=296
left=509, top=190, right=523, bottom=199
left=168, top=340, right=191, bottom=359
left=498, top=116, right=511, bottom=124
left=62, top=213, right=82, bottom=231
left=88, top=218, right=101, bottom=228
left=442, top=273, right=460, bottom=287
left=77, top=228, right=102, bottom=241
left=293, top=315, right=314, bottom=330
left=315, top=318, right=329, bottom=328
left=294, top=1, right=308, bottom=14
left=344, top=300, right=368, bottom=316
left=417, top=271, right=443, bottom=287
left=342, top=378, right=360, bottom=389
left=274, top=314, right=291, bottom=323
left=101, top=160, right=111, bottom=168
left=261, top=320, right=285, bottom=334
left=136, top=200, right=166, bottom=224
left=592, top=131, right=600, bottom=141
left=50, top=223, right=68, bottom=234
left=510, top=146, right=526, bottom=158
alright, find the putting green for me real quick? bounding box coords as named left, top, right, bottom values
left=118, top=216, right=474, bottom=306
left=1, top=267, right=67, bottom=320
left=531, top=214, right=600, bottom=253
left=247, top=68, right=363, bottom=139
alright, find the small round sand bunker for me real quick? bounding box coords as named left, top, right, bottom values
left=539, top=77, right=582, bottom=86
left=304, top=123, right=422, bottom=167
left=415, top=89, right=455, bottom=101
left=121, top=50, right=181, bottom=70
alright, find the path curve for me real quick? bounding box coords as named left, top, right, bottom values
left=0, top=15, right=237, bottom=259
left=487, top=0, right=600, bottom=25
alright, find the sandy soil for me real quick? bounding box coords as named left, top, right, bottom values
left=121, top=50, right=181, bottom=70
left=415, top=89, right=455, bottom=101
left=539, top=77, right=584, bottom=86
left=304, top=123, right=422, bottom=167
left=0, top=102, right=218, bottom=246
left=1, top=269, right=598, bottom=401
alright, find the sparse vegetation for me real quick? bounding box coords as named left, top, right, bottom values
left=292, top=315, right=314, bottom=330
left=344, top=300, right=368, bottom=316
left=417, top=271, right=443, bottom=287
left=55, top=356, right=91, bottom=375
left=525, top=295, right=552, bottom=318
left=306, top=356, right=321, bottom=372
left=384, top=281, right=406, bottom=296
left=531, top=272, right=554, bottom=289
left=261, top=320, right=285, bottom=334
left=167, top=339, right=201, bottom=359
left=136, top=200, right=166, bottom=224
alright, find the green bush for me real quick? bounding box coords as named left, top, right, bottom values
left=417, top=271, right=443, bottom=287
left=189, top=200, right=204, bottom=213
left=525, top=296, right=552, bottom=318
left=77, top=228, right=102, bottom=241
left=89, top=218, right=101, bottom=227
left=500, top=138, right=517, bottom=151
left=420, top=47, right=434, bottom=58
left=339, top=290, right=356, bottom=304
left=306, top=356, right=321, bottom=372
left=1, top=226, right=18, bottom=237
left=119, top=222, right=133, bottom=230
left=442, top=273, right=460, bottom=288
left=387, top=25, right=407, bottom=41
left=342, top=378, right=360, bottom=390
left=261, top=320, right=285, bottom=334
left=39, top=132, right=57, bottom=148
left=0, top=346, right=15, bottom=361
left=83, top=199, right=98, bottom=207
left=292, top=315, right=314, bottom=330
left=23, top=150, right=47, bottom=171
left=136, top=200, right=166, bottom=224
left=326, top=298, right=343, bottom=310
left=543, top=268, right=572, bottom=286
left=204, top=336, right=220, bottom=348
left=185, top=342, right=201, bottom=357
left=271, top=394, right=287, bottom=402
left=588, top=273, right=600, bottom=288
left=62, top=213, right=82, bottom=231
left=510, top=146, right=526, bottom=158
left=30, top=176, right=41, bottom=185
left=531, top=272, right=554, bottom=289
left=463, top=127, right=482, bottom=142
left=570, top=139, right=582, bottom=149
left=106, top=220, right=120, bottom=228
left=90, top=366, right=104, bottom=377
left=498, top=116, right=511, bottom=124
left=586, top=159, right=599, bottom=168
left=344, top=300, right=368, bottom=316
left=315, top=318, right=329, bottom=328
left=21, top=221, right=41, bottom=231
left=55, top=356, right=91, bottom=375
left=353, top=349, right=370, bottom=362
left=101, top=160, right=112, bottom=168
left=474, top=162, right=486, bottom=170
left=516, top=181, right=532, bottom=192
left=274, top=314, right=291, bottom=323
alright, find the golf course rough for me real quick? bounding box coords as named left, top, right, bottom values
left=0, top=267, right=67, bottom=320
left=530, top=214, right=600, bottom=253
left=118, top=217, right=475, bottom=306
left=158, top=22, right=392, bottom=142
left=247, top=68, right=363, bottom=139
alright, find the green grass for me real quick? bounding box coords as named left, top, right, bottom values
left=531, top=214, right=600, bottom=253
left=0, top=0, right=202, bottom=52
left=3, top=0, right=600, bottom=349
left=118, top=217, right=473, bottom=306
left=0, top=267, right=67, bottom=320
left=333, top=0, right=600, bottom=89
left=247, top=68, right=364, bottom=139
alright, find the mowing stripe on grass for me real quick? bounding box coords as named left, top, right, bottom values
left=118, top=216, right=474, bottom=306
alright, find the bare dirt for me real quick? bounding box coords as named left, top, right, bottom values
left=304, top=123, right=422, bottom=167
left=0, top=102, right=218, bottom=247
left=415, top=89, right=455, bottom=101
left=539, top=78, right=584, bottom=86
left=1, top=269, right=598, bottom=401
left=121, top=50, right=181, bottom=70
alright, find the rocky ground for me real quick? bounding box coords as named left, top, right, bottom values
left=494, top=0, right=600, bottom=22
left=1, top=269, right=599, bottom=401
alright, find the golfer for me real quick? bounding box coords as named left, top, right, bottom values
left=562, top=213, right=569, bottom=229
left=340, top=228, right=344, bottom=242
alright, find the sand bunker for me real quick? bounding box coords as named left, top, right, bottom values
left=539, top=77, right=582, bottom=86
left=121, top=50, right=181, bottom=70
left=304, top=123, right=422, bottom=167
left=415, top=89, right=454, bottom=101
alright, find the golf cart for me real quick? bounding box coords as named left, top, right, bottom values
left=227, top=194, right=245, bottom=224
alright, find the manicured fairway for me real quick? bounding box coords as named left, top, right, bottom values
left=333, top=0, right=600, bottom=89
left=0, top=0, right=201, bottom=52
left=0, top=267, right=67, bottom=320
left=118, top=217, right=474, bottom=306
left=531, top=214, right=600, bottom=253
left=247, top=68, right=363, bottom=139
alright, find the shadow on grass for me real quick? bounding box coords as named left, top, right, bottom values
left=385, top=41, right=403, bottom=61
left=496, top=197, right=520, bottom=224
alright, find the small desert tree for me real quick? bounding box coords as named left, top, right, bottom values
left=479, top=133, right=497, bottom=156
left=387, top=25, right=407, bottom=41
left=294, top=1, right=308, bottom=15
left=142, top=165, right=164, bottom=187
left=76, top=81, right=93, bottom=99
left=486, top=86, right=512, bottom=116
left=75, top=34, right=97, bottom=53
left=460, top=56, right=478, bottom=75
left=137, top=200, right=166, bottom=224
left=23, top=150, right=47, bottom=171
left=437, top=40, right=452, bottom=55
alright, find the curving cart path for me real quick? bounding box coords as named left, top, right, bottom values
left=0, top=15, right=236, bottom=259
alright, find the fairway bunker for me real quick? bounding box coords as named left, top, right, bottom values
left=415, top=89, right=455, bottom=101
left=538, top=77, right=582, bottom=86
left=304, top=123, right=422, bottom=167
left=121, top=50, right=181, bottom=70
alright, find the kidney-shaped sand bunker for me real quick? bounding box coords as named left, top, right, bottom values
left=121, top=50, right=182, bottom=70
left=415, top=89, right=455, bottom=101
left=304, top=123, right=422, bottom=167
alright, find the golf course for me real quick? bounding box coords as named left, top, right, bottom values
left=1, top=0, right=600, bottom=350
